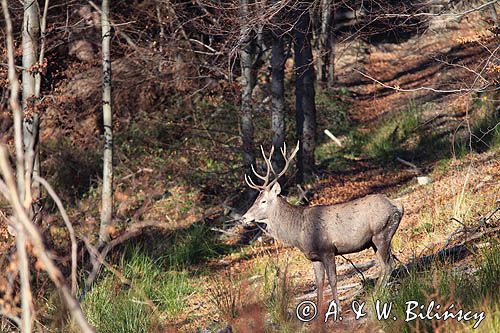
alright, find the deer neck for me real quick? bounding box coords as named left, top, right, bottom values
left=266, top=197, right=304, bottom=247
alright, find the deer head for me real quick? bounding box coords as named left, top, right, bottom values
left=241, top=141, right=299, bottom=227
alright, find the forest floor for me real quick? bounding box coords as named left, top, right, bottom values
left=0, top=7, right=498, bottom=333
left=174, top=15, right=499, bottom=332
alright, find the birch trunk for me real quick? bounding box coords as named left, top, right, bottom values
left=99, top=0, right=113, bottom=243
left=294, top=3, right=316, bottom=183
left=240, top=0, right=256, bottom=178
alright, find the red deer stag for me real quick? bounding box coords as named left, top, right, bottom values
left=241, top=142, right=403, bottom=311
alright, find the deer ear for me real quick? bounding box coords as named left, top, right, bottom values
left=270, top=182, right=281, bottom=196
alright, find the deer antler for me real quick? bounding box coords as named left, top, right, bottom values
left=244, top=141, right=300, bottom=191
left=267, top=141, right=299, bottom=188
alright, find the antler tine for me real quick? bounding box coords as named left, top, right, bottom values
left=251, top=164, right=268, bottom=183
left=268, top=141, right=300, bottom=187
left=245, top=173, right=262, bottom=190
left=262, top=144, right=276, bottom=176
left=288, top=140, right=300, bottom=161
left=260, top=145, right=275, bottom=166
left=247, top=144, right=276, bottom=190
left=280, top=141, right=287, bottom=159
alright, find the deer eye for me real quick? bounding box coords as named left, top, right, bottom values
left=260, top=200, right=266, bottom=204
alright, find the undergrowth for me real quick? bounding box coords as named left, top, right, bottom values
left=81, top=223, right=230, bottom=332
left=316, top=93, right=498, bottom=174
left=364, top=102, right=421, bottom=160
left=82, top=247, right=194, bottom=332
left=373, top=240, right=500, bottom=332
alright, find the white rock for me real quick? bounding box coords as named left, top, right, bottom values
left=417, top=176, right=432, bottom=185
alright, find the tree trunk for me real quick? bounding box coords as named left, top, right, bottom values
left=294, top=3, right=316, bottom=183
left=490, top=4, right=498, bottom=26
left=271, top=26, right=286, bottom=174
left=318, top=0, right=335, bottom=87
left=30, top=0, right=49, bottom=215
left=240, top=0, right=256, bottom=178
left=99, top=0, right=113, bottom=244
left=21, top=0, right=40, bottom=207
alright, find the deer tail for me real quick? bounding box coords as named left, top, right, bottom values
left=397, top=202, right=404, bottom=216
left=393, top=200, right=404, bottom=217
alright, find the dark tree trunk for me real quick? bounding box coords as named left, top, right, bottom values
left=294, top=4, right=316, bottom=183
left=271, top=28, right=286, bottom=174
left=240, top=0, right=257, bottom=178
left=318, top=0, right=335, bottom=87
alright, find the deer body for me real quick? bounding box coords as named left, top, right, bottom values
left=262, top=194, right=401, bottom=258
left=241, top=142, right=403, bottom=311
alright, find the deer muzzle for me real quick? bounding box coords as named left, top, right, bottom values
left=240, top=215, right=255, bottom=227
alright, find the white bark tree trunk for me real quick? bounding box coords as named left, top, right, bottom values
left=21, top=0, right=40, bottom=207
left=99, top=0, right=113, bottom=243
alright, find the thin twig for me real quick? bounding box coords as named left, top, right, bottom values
left=339, top=254, right=367, bottom=285
left=81, top=220, right=171, bottom=300
left=34, top=175, right=78, bottom=296
left=375, top=0, right=500, bottom=19
left=3, top=1, right=32, bottom=330
left=396, top=157, right=420, bottom=174
left=79, top=235, right=159, bottom=311
left=353, top=68, right=497, bottom=94
left=88, top=0, right=138, bottom=49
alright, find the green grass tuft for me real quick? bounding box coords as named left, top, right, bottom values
left=364, top=104, right=421, bottom=160
left=82, top=247, right=195, bottom=332
left=165, top=223, right=231, bottom=268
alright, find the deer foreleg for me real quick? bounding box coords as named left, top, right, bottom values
left=312, top=261, right=325, bottom=314
left=322, top=254, right=340, bottom=312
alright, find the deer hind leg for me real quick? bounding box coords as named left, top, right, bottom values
left=373, top=211, right=400, bottom=288
left=372, top=236, right=394, bottom=289
left=322, top=253, right=341, bottom=312
left=312, top=261, right=326, bottom=314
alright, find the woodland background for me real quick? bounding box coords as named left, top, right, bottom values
left=0, top=0, right=499, bottom=332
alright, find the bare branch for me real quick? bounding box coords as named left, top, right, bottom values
left=79, top=235, right=159, bottom=311
left=14, top=219, right=32, bottom=333
left=88, top=0, right=138, bottom=49
left=0, top=147, right=95, bottom=333
left=34, top=175, right=78, bottom=296
left=375, top=0, right=500, bottom=19
left=353, top=69, right=498, bottom=94
left=81, top=220, right=170, bottom=298
left=34, top=0, right=50, bottom=97
left=2, top=1, right=32, bottom=330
